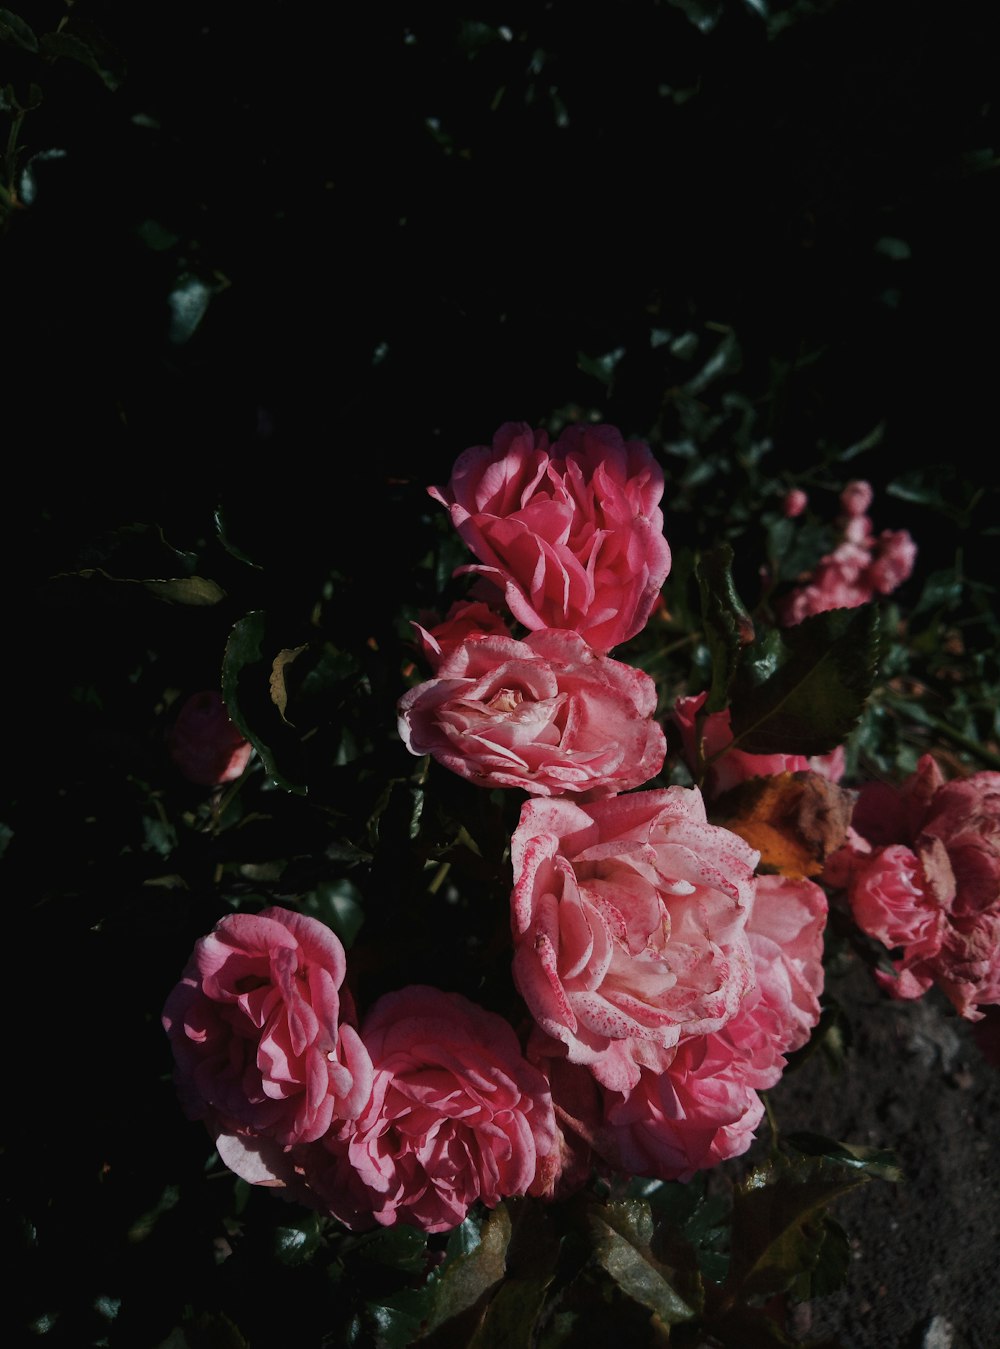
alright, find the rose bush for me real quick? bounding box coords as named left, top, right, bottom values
left=307, top=986, right=558, bottom=1233
left=162, top=908, right=373, bottom=1153
left=398, top=629, right=666, bottom=798
left=167, top=689, right=253, bottom=785
left=510, top=787, right=759, bottom=1093
left=530, top=873, right=828, bottom=1182
left=829, top=754, right=1000, bottom=1018
left=428, top=420, right=671, bottom=653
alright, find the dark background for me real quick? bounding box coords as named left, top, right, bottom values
left=5, top=0, right=998, bottom=535
left=4, top=4, right=999, bottom=1347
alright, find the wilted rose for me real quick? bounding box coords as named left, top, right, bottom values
left=167, top=690, right=253, bottom=786
left=832, top=755, right=1000, bottom=1019
left=510, top=788, right=759, bottom=1093
left=327, top=986, right=557, bottom=1233
left=162, top=907, right=373, bottom=1152
left=398, top=630, right=666, bottom=798
left=428, top=421, right=671, bottom=653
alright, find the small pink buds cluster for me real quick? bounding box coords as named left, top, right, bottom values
left=777, top=479, right=917, bottom=625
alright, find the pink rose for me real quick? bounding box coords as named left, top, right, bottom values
left=530, top=873, right=827, bottom=1182
left=672, top=691, right=845, bottom=797
left=838, top=755, right=1000, bottom=1019
left=323, top=986, right=557, bottom=1233
left=398, top=630, right=666, bottom=798
left=510, top=788, right=759, bottom=1093
left=162, top=907, right=373, bottom=1150
left=167, top=690, right=253, bottom=785
left=412, top=599, right=512, bottom=673
left=428, top=421, right=671, bottom=653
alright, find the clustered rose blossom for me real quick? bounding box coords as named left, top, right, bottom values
left=672, top=690, right=845, bottom=798
left=164, top=423, right=840, bottom=1234
left=428, top=420, right=672, bottom=654
left=163, top=913, right=556, bottom=1232
left=776, top=479, right=917, bottom=625
left=827, top=755, right=1000, bottom=1019
left=167, top=690, right=253, bottom=785
left=398, top=630, right=666, bottom=798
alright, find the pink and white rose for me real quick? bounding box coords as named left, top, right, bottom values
left=319, top=986, right=557, bottom=1233
left=510, top=788, right=759, bottom=1094
left=530, top=873, right=827, bottom=1182
left=167, top=690, right=253, bottom=785
left=398, top=630, right=666, bottom=798
left=672, top=691, right=845, bottom=797
left=428, top=421, right=671, bottom=653
left=831, top=754, right=1000, bottom=1019
left=162, top=907, right=373, bottom=1150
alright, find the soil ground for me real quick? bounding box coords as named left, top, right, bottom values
left=756, top=953, right=1000, bottom=1349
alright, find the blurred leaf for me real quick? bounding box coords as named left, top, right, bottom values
left=0, top=9, right=37, bottom=52
left=577, top=346, right=626, bottom=391
left=368, top=1287, right=436, bottom=1349
left=667, top=0, right=724, bottom=34
left=729, top=606, right=879, bottom=755
left=696, top=544, right=756, bottom=712
left=157, top=1312, right=248, bottom=1349
left=40, top=26, right=125, bottom=90
left=168, top=275, right=212, bottom=345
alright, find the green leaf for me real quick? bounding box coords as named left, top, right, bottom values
left=299, top=879, right=365, bottom=948
left=272, top=1213, right=323, bottom=1265
left=351, top=1223, right=428, bottom=1273
left=367, top=1286, right=436, bottom=1349
left=142, top=575, right=226, bottom=606
left=696, top=545, right=755, bottom=713
left=588, top=1201, right=696, bottom=1326
left=40, top=27, right=125, bottom=91
left=421, top=1204, right=511, bottom=1336
left=725, top=1154, right=879, bottom=1302
left=728, top=605, right=879, bottom=755
left=782, top=1132, right=904, bottom=1183
left=0, top=9, right=37, bottom=51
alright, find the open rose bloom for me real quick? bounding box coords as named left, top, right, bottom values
left=830, top=754, right=1000, bottom=1018
left=304, top=986, right=558, bottom=1233
left=530, top=873, right=828, bottom=1185
left=428, top=421, right=671, bottom=653
left=162, top=908, right=374, bottom=1174
left=510, top=787, right=760, bottom=1093
left=398, top=629, right=666, bottom=798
